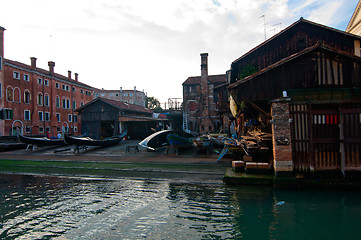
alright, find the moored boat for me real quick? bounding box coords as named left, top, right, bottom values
left=139, top=130, right=194, bottom=151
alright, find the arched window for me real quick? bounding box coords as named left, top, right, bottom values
left=44, top=93, right=49, bottom=106
left=24, top=90, right=31, bottom=104
left=56, top=95, right=60, bottom=108
left=6, top=86, right=13, bottom=102
left=37, top=93, right=43, bottom=106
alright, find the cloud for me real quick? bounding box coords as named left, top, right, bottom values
left=0, top=0, right=357, bottom=103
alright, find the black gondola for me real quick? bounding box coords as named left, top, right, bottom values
left=64, top=129, right=127, bottom=147
left=19, top=135, right=67, bottom=146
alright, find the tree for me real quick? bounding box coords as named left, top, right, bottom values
left=147, top=97, right=162, bottom=110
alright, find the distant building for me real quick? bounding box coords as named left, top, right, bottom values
left=346, top=1, right=361, bottom=35
left=0, top=26, right=95, bottom=136
left=94, top=87, right=146, bottom=107
left=182, top=53, right=227, bottom=134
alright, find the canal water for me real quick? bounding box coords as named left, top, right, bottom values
left=1, top=173, right=361, bottom=240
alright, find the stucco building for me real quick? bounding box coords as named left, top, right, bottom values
left=94, top=87, right=146, bottom=107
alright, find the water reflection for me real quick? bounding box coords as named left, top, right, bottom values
left=1, top=173, right=361, bottom=239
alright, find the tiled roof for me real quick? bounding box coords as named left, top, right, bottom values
left=4, top=58, right=95, bottom=90
left=77, top=97, right=153, bottom=114
left=183, top=74, right=227, bottom=85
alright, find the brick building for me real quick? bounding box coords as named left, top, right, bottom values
left=94, top=87, right=146, bottom=107
left=182, top=53, right=227, bottom=134
left=0, top=26, right=95, bottom=137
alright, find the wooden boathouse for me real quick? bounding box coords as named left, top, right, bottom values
left=228, top=18, right=361, bottom=177
left=76, top=97, right=161, bottom=140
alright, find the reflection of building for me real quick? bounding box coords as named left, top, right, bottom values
left=94, top=87, right=146, bottom=107
left=182, top=53, right=227, bottom=134
left=0, top=26, right=94, bottom=136
left=346, top=1, right=361, bottom=35
left=229, top=18, right=361, bottom=176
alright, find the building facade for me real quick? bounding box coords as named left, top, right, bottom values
left=94, top=87, right=146, bottom=107
left=182, top=53, right=227, bottom=134
left=0, top=27, right=95, bottom=137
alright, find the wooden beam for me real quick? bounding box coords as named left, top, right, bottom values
left=248, top=101, right=272, bottom=118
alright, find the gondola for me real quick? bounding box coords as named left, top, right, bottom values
left=64, top=129, right=127, bottom=147
left=166, top=134, right=194, bottom=148
left=19, top=135, right=67, bottom=146
left=139, top=130, right=194, bottom=151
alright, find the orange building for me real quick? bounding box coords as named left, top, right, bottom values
left=0, top=26, right=95, bottom=137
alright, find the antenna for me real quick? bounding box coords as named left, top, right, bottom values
left=260, top=15, right=266, bottom=41
left=273, top=23, right=282, bottom=33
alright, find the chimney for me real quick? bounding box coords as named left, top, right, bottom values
left=30, top=57, right=37, bottom=68
left=0, top=26, right=5, bottom=64
left=75, top=73, right=78, bottom=81
left=68, top=70, right=71, bottom=79
left=120, top=87, right=123, bottom=102
left=134, top=86, right=136, bottom=103
left=200, top=53, right=208, bottom=98
left=48, top=61, right=55, bottom=74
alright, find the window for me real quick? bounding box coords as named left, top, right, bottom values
left=0, top=56, right=2, bottom=70
left=68, top=114, right=72, bottom=122
left=101, top=93, right=105, bottom=97
left=24, top=91, right=30, bottom=104
left=13, top=71, right=20, bottom=79
left=80, top=101, right=84, bottom=107
left=115, top=93, right=119, bottom=97
left=73, top=115, right=78, bottom=123
left=45, top=127, right=50, bottom=133
left=37, top=93, right=43, bottom=106
left=38, top=111, right=44, bottom=121
left=24, top=74, right=29, bottom=81
left=39, top=127, right=44, bottom=133
left=44, top=94, right=49, bottom=106
left=37, top=78, right=42, bottom=84
left=86, top=91, right=91, bottom=96
left=109, top=93, right=113, bottom=97
left=45, top=112, right=50, bottom=121
left=56, top=96, right=60, bottom=108
left=95, top=93, right=99, bottom=97
left=80, top=90, right=84, bottom=94
left=130, top=93, right=133, bottom=97
left=55, top=83, right=59, bottom=89
left=24, top=110, right=31, bottom=121
left=74, top=127, right=77, bottom=132
left=25, top=126, right=31, bottom=133
left=62, top=98, right=66, bottom=108
left=56, top=113, right=61, bottom=122
left=66, top=85, right=69, bottom=91
left=124, top=93, right=128, bottom=97
left=3, top=109, right=13, bottom=120
left=44, top=79, right=49, bottom=86
left=73, top=100, right=76, bottom=109
left=66, top=99, right=70, bottom=109
left=72, top=87, right=76, bottom=92
left=6, top=87, right=13, bottom=101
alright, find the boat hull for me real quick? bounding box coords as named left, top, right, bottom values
left=19, top=135, right=67, bottom=146
left=167, top=134, right=194, bottom=148
left=64, top=130, right=127, bottom=147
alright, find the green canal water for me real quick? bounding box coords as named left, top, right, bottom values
left=0, top=173, right=361, bottom=239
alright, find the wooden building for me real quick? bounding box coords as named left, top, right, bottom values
left=0, top=26, right=95, bottom=137
left=76, top=97, right=163, bottom=140
left=228, top=18, right=361, bottom=177
left=183, top=53, right=227, bottom=134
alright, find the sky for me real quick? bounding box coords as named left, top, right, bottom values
left=0, top=0, right=359, bottom=104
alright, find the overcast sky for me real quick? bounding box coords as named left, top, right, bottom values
left=0, top=0, right=358, bottom=104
